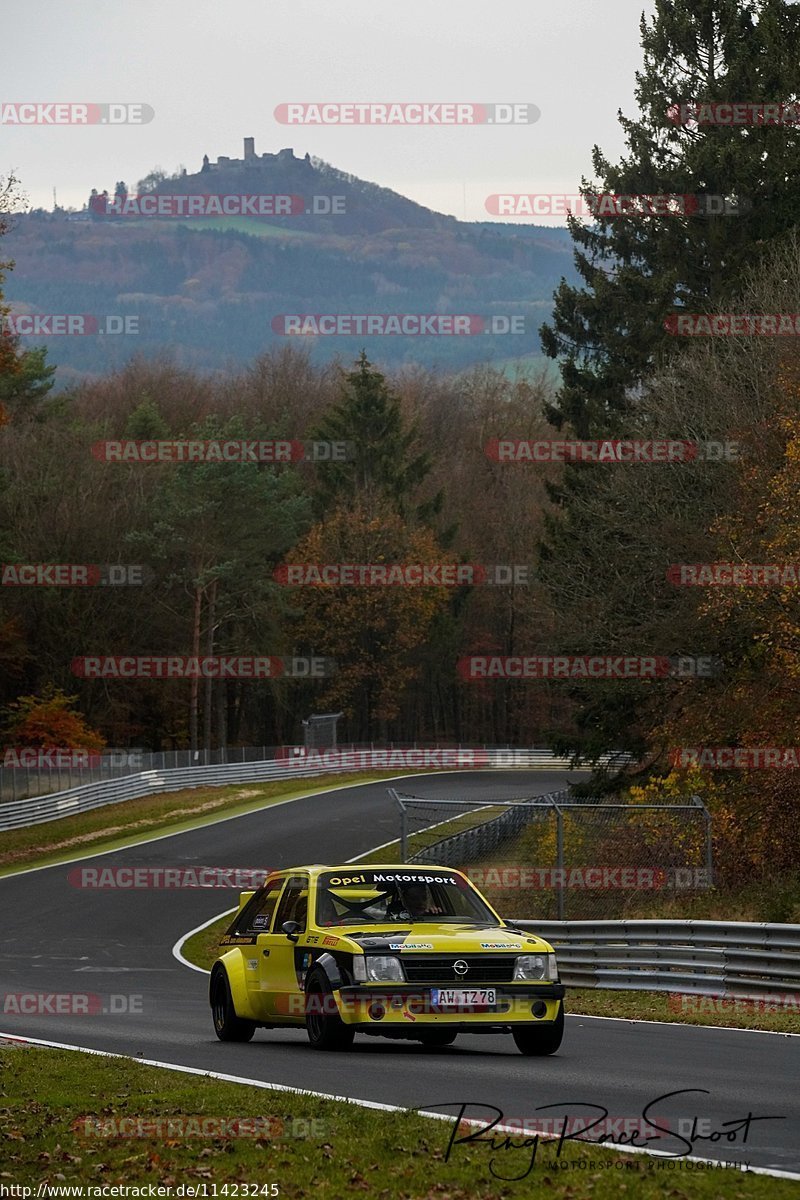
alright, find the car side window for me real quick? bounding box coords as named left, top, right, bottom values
left=274, top=875, right=309, bottom=931
left=238, top=878, right=286, bottom=935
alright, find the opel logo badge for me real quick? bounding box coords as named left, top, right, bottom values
left=453, top=959, right=469, bottom=977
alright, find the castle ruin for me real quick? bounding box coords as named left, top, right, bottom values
left=200, top=138, right=302, bottom=172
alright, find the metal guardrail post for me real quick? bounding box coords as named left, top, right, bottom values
left=692, top=794, right=714, bottom=888
left=550, top=795, right=565, bottom=919
left=388, top=789, right=407, bottom=859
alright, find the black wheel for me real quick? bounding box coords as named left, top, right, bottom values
left=512, top=1003, right=564, bottom=1056
left=304, top=969, right=355, bottom=1051
left=417, top=1029, right=458, bottom=1048
left=211, top=969, right=256, bottom=1042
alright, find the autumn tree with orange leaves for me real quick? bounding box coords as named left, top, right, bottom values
left=656, top=363, right=800, bottom=886
left=1, top=686, right=106, bottom=752
left=287, top=503, right=451, bottom=737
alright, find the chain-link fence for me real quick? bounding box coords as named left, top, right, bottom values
left=391, top=787, right=713, bottom=919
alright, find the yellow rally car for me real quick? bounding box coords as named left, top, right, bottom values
left=209, top=864, right=565, bottom=1054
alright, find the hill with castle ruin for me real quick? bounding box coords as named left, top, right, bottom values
left=3, top=140, right=577, bottom=383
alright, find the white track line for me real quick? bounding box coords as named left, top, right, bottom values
left=568, top=1011, right=800, bottom=1037
left=172, top=907, right=238, bottom=974
left=1, top=1032, right=797, bottom=1180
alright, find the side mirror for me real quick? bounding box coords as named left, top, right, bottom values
left=282, top=920, right=301, bottom=942
left=238, top=890, right=255, bottom=912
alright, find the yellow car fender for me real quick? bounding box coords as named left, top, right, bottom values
left=210, top=950, right=259, bottom=1021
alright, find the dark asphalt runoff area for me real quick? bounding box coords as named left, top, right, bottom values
left=1, top=770, right=798, bottom=1176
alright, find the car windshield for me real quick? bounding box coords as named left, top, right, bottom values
left=315, top=869, right=498, bottom=926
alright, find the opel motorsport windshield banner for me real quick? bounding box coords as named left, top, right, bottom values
left=321, top=869, right=461, bottom=887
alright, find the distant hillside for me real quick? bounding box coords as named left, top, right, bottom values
left=125, top=140, right=461, bottom=236
left=4, top=141, right=578, bottom=384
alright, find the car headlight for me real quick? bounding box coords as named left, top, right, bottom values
left=364, top=955, right=404, bottom=982
left=514, top=953, right=558, bottom=981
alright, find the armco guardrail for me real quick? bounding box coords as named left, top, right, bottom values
left=0, top=743, right=633, bottom=804
left=0, top=748, right=629, bottom=831
left=515, top=919, right=800, bottom=1001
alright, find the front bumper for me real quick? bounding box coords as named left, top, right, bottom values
left=334, top=982, right=565, bottom=1027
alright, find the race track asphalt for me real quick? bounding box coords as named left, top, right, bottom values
left=1, top=770, right=798, bottom=1175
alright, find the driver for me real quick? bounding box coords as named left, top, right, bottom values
left=397, top=883, right=443, bottom=919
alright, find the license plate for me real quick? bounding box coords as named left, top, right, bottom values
left=431, top=987, right=496, bottom=1009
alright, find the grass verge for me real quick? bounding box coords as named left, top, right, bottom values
left=180, top=910, right=238, bottom=968
left=0, top=772, right=414, bottom=877
left=568, top=987, right=800, bottom=1034
left=0, top=1045, right=792, bottom=1196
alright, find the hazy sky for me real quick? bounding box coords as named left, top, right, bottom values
left=3, top=0, right=657, bottom=224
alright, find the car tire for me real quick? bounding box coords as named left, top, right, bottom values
left=304, top=969, right=355, bottom=1051
left=417, top=1030, right=458, bottom=1048
left=211, top=969, right=256, bottom=1042
left=512, top=1003, right=564, bottom=1056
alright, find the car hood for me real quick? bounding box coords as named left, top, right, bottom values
left=324, top=924, right=552, bottom=953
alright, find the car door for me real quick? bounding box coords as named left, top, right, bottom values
left=232, top=876, right=288, bottom=1019
left=258, top=874, right=310, bottom=1021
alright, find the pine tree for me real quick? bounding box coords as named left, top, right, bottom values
left=540, top=0, right=800, bottom=435
left=312, top=351, right=442, bottom=523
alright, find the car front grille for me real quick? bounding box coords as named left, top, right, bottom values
left=401, top=955, right=516, bottom=983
